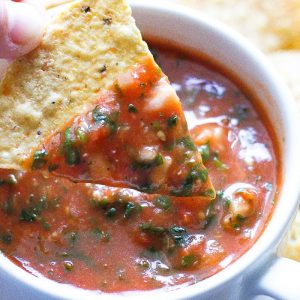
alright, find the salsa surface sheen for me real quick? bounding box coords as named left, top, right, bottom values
left=0, top=43, right=279, bottom=293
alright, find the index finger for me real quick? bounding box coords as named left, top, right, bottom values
left=0, top=0, right=45, bottom=59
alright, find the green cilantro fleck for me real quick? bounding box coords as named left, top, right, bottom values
left=168, top=226, right=189, bottom=247
left=76, top=127, right=88, bottom=144
left=167, top=115, right=179, bottom=127
left=48, top=164, right=59, bottom=172
left=199, top=143, right=210, bottom=163
left=236, top=214, right=246, bottom=222
left=176, top=136, right=197, bottom=151
left=202, top=201, right=216, bottom=229
left=181, top=254, right=198, bottom=268
left=132, top=153, right=164, bottom=170
left=200, top=189, right=215, bottom=198
left=92, top=228, right=110, bottom=242
left=213, top=156, right=229, bottom=170
left=32, top=149, right=48, bottom=170
left=128, top=104, right=138, bottom=113
left=1, top=233, right=12, bottom=245
left=63, top=128, right=80, bottom=165
left=41, top=219, right=51, bottom=231
left=20, top=196, right=48, bottom=222
left=124, top=202, right=135, bottom=219
left=106, top=207, right=117, bottom=218
left=139, top=223, right=165, bottom=235
left=155, top=196, right=172, bottom=210
left=92, top=106, right=119, bottom=133
left=154, top=154, right=164, bottom=166
left=172, top=165, right=208, bottom=196
left=224, top=197, right=231, bottom=208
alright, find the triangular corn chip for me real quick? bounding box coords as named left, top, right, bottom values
left=0, top=0, right=214, bottom=198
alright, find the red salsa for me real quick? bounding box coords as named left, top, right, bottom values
left=0, top=43, right=279, bottom=293
left=25, top=57, right=214, bottom=198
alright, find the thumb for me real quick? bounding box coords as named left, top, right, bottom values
left=0, top=1, right=45, bottom=59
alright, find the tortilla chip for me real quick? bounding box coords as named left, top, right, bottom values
left=0, top=0, right=214, bottom=198
left=280, top=212, right=300, bottom=262
left=269, top=51, right=300, bottom=112
left=0, top=0, right=150, bottom=169
left=177, top=0, right=300, bottom=52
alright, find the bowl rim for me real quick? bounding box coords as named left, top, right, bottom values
left=1, top=1, right=300, bottom=299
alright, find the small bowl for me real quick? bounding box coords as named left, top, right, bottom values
left=1, top=1, right=300, bottom=299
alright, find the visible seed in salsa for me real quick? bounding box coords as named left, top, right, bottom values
left=64, top=261, right=74, bottom=271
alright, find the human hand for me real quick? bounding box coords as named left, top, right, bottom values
left=0, top=0, right=45, bottom=59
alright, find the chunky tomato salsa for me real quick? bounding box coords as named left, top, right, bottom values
left=0, top=43, right=279, bottom=293
left=25, top=57, right=214, bottom=199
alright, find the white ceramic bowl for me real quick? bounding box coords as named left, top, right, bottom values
left=1, top=1, right=300, bottom=299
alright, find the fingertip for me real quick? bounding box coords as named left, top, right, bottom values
left=10, top=4, right=45, bottom=46
left=0, top=1, right=45, bottom=59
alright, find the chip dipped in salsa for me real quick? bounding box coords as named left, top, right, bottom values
left=25, top=56, right=214, bottom=198
left=0, top=42, right=280, bottom=293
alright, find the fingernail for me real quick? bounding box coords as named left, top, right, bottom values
left=8, top=1, right=45, bottom=45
